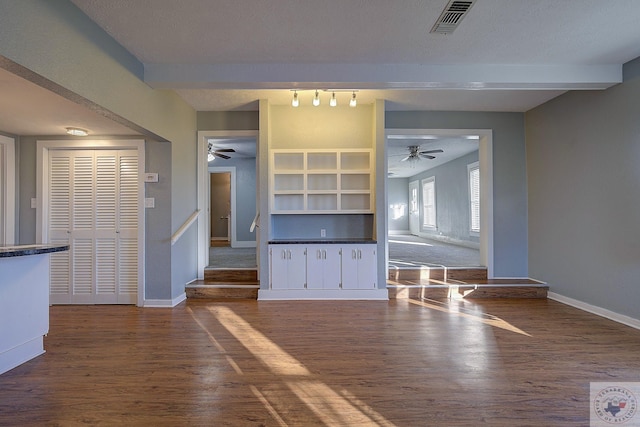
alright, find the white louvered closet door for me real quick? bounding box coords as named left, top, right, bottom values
left=49, top=149, right=139, bottom=304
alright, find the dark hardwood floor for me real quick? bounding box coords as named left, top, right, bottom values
left=1, top=298, right=639, bottom=426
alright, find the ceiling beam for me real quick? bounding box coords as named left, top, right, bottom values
left=145, top=63, right=622, bottom=91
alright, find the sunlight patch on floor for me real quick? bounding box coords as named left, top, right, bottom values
left=408, top=298, right=531, bottom=337
left=198, top=306, right=397, bottom=426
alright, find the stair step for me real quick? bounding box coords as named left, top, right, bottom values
left=204, top=268, right=258, bottom=282
left=388, top=266, right=487, bottom=282
left=387, top=283, right=548, bottom=299
left=186, top=283, right=259, bottom=300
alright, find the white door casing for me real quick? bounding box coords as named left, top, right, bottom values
left=0, top=135, right=16, bottom=245
left=36, top=140, right=145, bottom=306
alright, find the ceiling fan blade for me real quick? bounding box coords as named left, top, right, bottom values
left=419, top=149, right=443, bottom=154
left=214, top=148, right=235, bottom=153
left=214, top=153, right=231, bottom=159
left=400, top=156, right=411, bottom=162
left=419, top=154, right=436, bottom=159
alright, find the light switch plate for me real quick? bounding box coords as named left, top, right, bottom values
left=144, top=197, right=155, bottom=208
left=31, top=198, right=37, bottom=209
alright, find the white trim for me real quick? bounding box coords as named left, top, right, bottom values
left=143, top=292, right=187, bottom=308
left=36, top=139, right=146, bottom=307
left=385, top=129, right=494, bottom=278
left=548, top=292, right=640, bottom=331
left=258, top=289, right=389, bottom=300
left=0, top=135, right=16, bottom=245
left=389, top=229, right=411, bottom=235
left=208, top=166, right=237, bottom=246
left=197, top=131, right=259, bottom=279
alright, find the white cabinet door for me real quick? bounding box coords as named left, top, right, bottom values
left=270, top=245, right=306, bottom=289
left=306, top=245, right=341, bottom=289
left=341, top=244, right=377, bottom=289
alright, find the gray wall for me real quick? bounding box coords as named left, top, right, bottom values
left=209, top=157, right=257, bottom=243
left=387, top=178, right=409, bottom=232
left=386, top=111, right=528, bottom=277
left=197, top=112, right=259, bottom=131
left=526, top=56, right=640, bottom=320
left=1, top=0, right=198, bottom=301
left=408, top=151, right=479, bottom=245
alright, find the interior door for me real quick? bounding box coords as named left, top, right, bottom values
left=48, top=149, right=139, bottom=304
left=210, top=172, right=231, bottom=242
left=409, top=180, right=420, bottom=235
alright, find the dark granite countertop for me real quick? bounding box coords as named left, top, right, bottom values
left=0, top=244, right=70, bottom=258
left=269, top=238, right=376, bottom=244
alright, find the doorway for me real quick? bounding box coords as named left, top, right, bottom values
left=198, top=131, right=259, bottom=275
left=385, top=129, right=493, bottom=276
left=210, top=172, right=231, bottom=244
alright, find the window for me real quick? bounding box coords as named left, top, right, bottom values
left=468, top=162, right=480, bottom=233
left=410, top=186, right=418, bottom=214
left=421, top=177, right=436, bottom=228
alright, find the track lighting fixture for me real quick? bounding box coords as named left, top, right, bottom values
left=330, top=92, right=337, bottom=107
left=289, top=90, right=359, bottom=107
left=349, top=92, right=357, bottom=107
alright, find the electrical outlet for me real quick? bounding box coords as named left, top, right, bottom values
left=320, top=229, right=326, bottom=237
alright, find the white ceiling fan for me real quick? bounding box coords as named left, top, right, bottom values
left=400, top=145, right=444, bottom=162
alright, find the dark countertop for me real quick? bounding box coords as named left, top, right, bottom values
left=0, top=244, right=70, bottom=258
left=269, top=238, right=376, bottom=244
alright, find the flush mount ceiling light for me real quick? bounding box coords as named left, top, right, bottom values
left=65, top=127, right=89, bottom=136
left=349, top=91, right=357, bottom=108
left=329, top=92, right=337, bottom=107
left=312, top=90, right=320, bottom=107
left=291, top=90, right=299, bottom=107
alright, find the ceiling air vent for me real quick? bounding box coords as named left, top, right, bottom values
left=430, top=0, right=476, bottom=34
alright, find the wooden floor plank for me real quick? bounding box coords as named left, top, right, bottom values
left=1, top=299, right=639, bottom=425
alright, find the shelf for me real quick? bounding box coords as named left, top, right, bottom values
left=340, top=152, right=370, bottom=170
left=307, top=152, right=337, bottom=170
left=308, top=174, right=337, bottom=191
left=273, top=152, right=304, bottom=170
left=341, top=173, right=370, bottom=191
left=341, top=194, right=371, bottom=211
left=274, top=174, right=304, bottom=191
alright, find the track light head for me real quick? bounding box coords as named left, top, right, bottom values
left=329, top=92, right=337, bottom=107
left=313, top=90, right=320, bottom=107
left=291, top=91, right=299, bottom=107
left=349, top=92, right=357, bottom=107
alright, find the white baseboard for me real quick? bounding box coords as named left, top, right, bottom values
left=548, top=292, right=640, bottom=330
left=143, top=292, right=187, bottom=308
left=258, top=289, right=389, bottom=301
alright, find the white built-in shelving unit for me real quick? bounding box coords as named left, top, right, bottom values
left=270, top=149, right=373, bottom=214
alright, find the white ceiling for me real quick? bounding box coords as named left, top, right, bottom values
left=3, top=0, right=640, bottom=175
left=68, top=0, right=640, bottom=112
